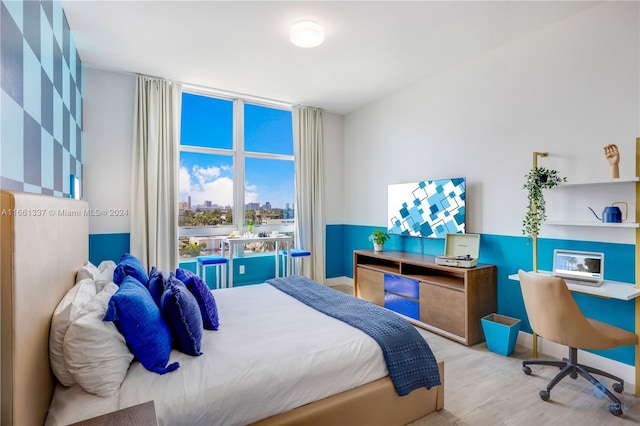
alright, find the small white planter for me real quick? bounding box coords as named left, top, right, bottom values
left=374, top=243, right=383, bottom=252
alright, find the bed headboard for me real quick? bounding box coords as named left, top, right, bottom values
left=1, top=190, right=89, bottom=426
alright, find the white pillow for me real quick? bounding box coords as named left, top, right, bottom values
left=75, top=261, right=100, bottom=283
left=50, top=277, right=97, bottom=386
left=76, top=261, right=117, bottom=292
left=95, top=260, right=117, bottom=292
left=64, top=282, right=133, bottom=397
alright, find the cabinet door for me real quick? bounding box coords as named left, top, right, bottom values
left=355, top=267, right=384, bottom=306
left=420, top=282, right=465, bottom=338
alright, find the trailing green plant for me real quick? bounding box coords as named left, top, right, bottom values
left=522, top=166, right=566, bottom=238
left=369, top=229, right=391, bottom=245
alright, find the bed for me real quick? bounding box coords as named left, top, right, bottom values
left=1, top=190, right=444, bottom=426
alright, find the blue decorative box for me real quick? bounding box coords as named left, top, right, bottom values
left=384, top=274, right=419, bottom=299
left=384, top=292, right=420, bottom=320
left=383, top=274, right=420, bottom=320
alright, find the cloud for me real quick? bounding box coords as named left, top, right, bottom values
left=245, top=182, right=259, bottom=204
left=179, top=166, right=192, bottom=194
left=180, top=165, right=234, bottom=207
left=197, top=176, right=233, bottom=207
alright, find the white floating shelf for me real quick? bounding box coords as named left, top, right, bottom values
left=555, top=177, right=640, bottom=187
left=545, top=220, right=640, bottom=228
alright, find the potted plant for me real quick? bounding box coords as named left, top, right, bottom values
left=369, top=229, right=390, bottom=252
left=522, top=166, right=566, bottom=239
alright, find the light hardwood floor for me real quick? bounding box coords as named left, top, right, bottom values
left=328, top=284, right=640, bottom=425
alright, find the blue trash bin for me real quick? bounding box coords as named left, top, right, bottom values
left=481, top=313, right=521, bottom=356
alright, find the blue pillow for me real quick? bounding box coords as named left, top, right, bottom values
left=103, top=276, right=179, bottom=375
left=175, top=268, right=219, bottom=330
left=161, top=275, right=203, bottom=356
left=148, top=266, right=170, bottom=308
left=113, top=253, right=149, bottom=287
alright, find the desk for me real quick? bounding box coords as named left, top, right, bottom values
left=221, top=235, right=293, bottom=288
left=508, top=271, right=640, bottom=301
left=508, top=271, right=640, bottom=358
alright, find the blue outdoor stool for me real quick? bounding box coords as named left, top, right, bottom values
left=196, top=255, right=228, bottom=289
left=280, top=249, right=311, bottom=276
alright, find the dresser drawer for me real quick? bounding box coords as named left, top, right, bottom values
left=384, top=292, right=420, bottom=320
left=384, top=274, right=419, bottom=299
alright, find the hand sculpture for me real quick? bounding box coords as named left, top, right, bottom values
left=604, top=144, right=620, bottom=179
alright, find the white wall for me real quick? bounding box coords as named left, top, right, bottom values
left=344, top=1, right=639, bottom=243
left=83, top=67, right=135, bottom=235
left=83, top=68, right=345, bottom=234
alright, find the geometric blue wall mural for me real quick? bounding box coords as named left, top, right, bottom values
left=388, top=177, right=466, bottom=238
left=1, top=0, right=82, bottom=197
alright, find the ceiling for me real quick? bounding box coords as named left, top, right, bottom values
left=61, top=1, right=600, bottom=114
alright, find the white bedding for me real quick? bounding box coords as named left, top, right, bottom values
left=46, top=283, right=388, bottom=425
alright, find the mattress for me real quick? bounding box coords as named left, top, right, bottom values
left=46, top=283, right=388, bottom=425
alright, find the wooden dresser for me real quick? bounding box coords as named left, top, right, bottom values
left=354, top=250, right=497, bottom=345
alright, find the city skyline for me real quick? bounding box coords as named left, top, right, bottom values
left=179, top=196, right=290, bottom=211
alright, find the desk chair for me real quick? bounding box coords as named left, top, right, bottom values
left=518, top=270, right=637, bottom=416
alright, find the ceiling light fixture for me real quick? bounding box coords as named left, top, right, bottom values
left=289, top=20, right=324, bottom=48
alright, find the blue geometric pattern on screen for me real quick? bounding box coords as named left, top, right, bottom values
left=388, top=178, right=466, bottom=239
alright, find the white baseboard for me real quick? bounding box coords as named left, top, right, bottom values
left=516, top=331, right=635, bottom=390
left=325, top=276, right=353, bottom=287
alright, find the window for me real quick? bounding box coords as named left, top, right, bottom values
left=178, top=91, right=294, bottom=259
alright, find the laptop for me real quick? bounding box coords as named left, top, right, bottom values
left=552, top=249, right=605, bottom=287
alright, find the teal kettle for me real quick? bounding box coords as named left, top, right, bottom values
left=588, top=201, right=628, bottom=223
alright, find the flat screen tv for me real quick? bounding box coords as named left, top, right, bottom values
left=388, top=177, right=466, bottom=238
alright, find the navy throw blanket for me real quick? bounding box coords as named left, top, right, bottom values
left=266, top=276, right=441, bottom=396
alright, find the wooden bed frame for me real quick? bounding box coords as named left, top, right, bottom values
left=0, top=190, right=444, bottom=426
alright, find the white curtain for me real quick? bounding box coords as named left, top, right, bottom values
left=292, top=106, right=325, bottom=282
left=131, top=75, right=182, bottom=272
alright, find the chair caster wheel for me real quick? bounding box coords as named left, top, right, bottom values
left=523, top=366, right=532, bottom=375
left=612, top=383, right=623, bottom=393
left=570, top=371, right=578, bottom=379
left=608, top=403, right=623, bottom=416
left=539, top=390, right=550, bottom=401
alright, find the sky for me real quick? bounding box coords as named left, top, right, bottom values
left=179, top=93, right=294, bottom=209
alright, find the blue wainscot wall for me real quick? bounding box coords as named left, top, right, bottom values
left=178, top=255, right=280, bottom=289
left=325, top=224, right=636, bottom=366
left=89, top=233, right=131, bottom=266
left=90, top=225, right=636, bottom=365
